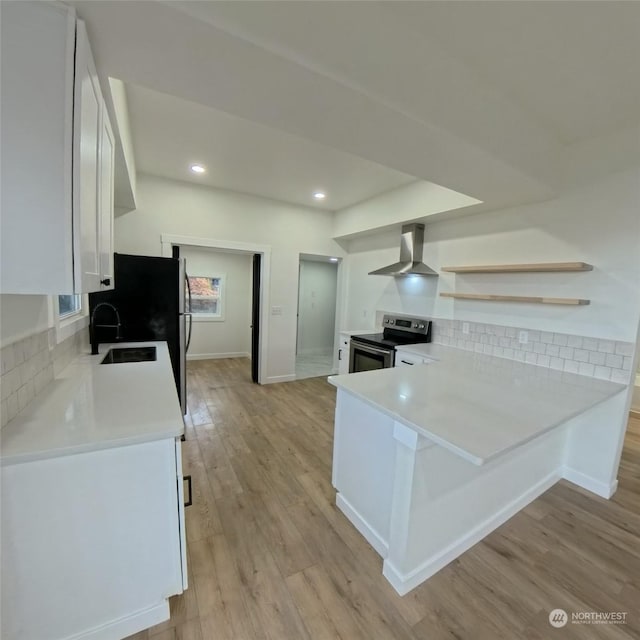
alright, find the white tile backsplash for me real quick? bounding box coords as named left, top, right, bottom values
left=430, top=318, right=635, bottom=384
left=1, top=327, right=88, bottom=428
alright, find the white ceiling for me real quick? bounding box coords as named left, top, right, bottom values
left=126, top=83, right=416, bottom=211
left=71, top=0, right=640, bottom=213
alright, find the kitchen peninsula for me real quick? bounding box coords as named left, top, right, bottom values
left=329, top=344, right=627, bottom=595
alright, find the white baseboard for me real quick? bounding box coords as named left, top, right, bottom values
left=65, top=601, right=169, bottom=640
left=336, top=493, right=389, bottom=558
left=382, top=470, right=561, bottom=596
left=187, top=352, right=250, bottom=361
left=562, top=466, right=618, bottom=498
left=264, top=374, right=297, bottom=384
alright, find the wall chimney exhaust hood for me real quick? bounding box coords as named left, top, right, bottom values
left=368, top=223, right=438, bottom=277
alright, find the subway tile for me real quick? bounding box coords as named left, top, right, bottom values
left=550, top=357, right=564, bottom=371
left=505, top=327, right=517, bottom=338
left=611, top=369, right=631, bottom=384
left=582, top=337, right=598, bottom=351
left=528, top=330, right=541, bottom=342
left=1, top=346, right=16, bottom=375
left=615, top=341, right=634, bottom=357
left=588, top=351, right=606, bottom=366
left=563, top=360, right=580, bottom=374
left=593, top=365, right=612, bottom=381
left=578, top=362, right=595, bottom=377
left=483, top=344, right=493, bottom=354
left=499, top=337, right=511, bottom=347
left=553, top=333, right=568, bottom=346
left=474, top=343, right=484, bottom=353
left=573, top=349, right=589, bottom=363
left=623, top=356, right=633, bottom=371
left=536, top=354, right=550, bottom=368
left=597, top=339, right=615, bottom=354
left=503, top=347, right=514, bottom=359
left=7, top=392, right=18, bottom=421
left=494, top=346, right=504, bottom=358
left=525, top=352, right=537, bottom=364
left=567, top=335, right=583, bottom=349
left=605, top=353, right=623, bottom=369
left=533, top=342, right=547, bottom=355
left=540, top=331, right=554, bottom=344
left=559, top=346, right=574, bottom=360
left=546, top=344, right=560, bottom=357
left=494, top=325, right=506, bottom=337
left=515, top=351, right=526, bottom=362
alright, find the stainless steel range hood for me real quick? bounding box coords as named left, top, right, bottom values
left=368, top=223, right=438, bottom=277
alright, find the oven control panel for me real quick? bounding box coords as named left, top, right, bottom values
left=382, top=314, right=431, bottom=335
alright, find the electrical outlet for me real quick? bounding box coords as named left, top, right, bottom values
left=462, top=322, right=470, bottom=335
left=518, top=330, right=528, bottom=344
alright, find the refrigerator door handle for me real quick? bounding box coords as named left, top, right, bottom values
left=185, top=273, right=193, bottom=352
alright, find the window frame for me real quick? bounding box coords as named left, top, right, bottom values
left=187, top=274, right=226, bottom=322
left=53, top=294, right=89, bottom=343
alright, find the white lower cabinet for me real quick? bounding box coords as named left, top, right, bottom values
left=395, top=352, right=425, bottom=367
left=1, top=438, right=187, bottom=640
left=338, top=333, right=351, bottom=374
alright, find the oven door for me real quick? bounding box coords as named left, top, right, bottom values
left=349, top=340, right=394, bottom=373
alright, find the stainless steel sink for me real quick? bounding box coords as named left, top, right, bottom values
left=100, top=346, right=157, bottom=364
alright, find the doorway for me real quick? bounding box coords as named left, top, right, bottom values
left=295, top=255, right=339, bottom=380
left=162, top=234, right=270, bottom=385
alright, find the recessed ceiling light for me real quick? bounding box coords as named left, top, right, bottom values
left=330, top=257, right=338, bottom=262
left=190, top=164, right=206, bottom=174
left=313, top=191, right=326, bottom=200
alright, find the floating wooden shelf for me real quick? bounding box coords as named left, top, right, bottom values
left=441, top=262, right=593, bottom=274
left=440, top=293, right=590, bottom=306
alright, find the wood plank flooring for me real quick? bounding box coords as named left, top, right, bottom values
left=127, top=358, right=640, bottom=639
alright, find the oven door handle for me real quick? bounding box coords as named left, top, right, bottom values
left=351, top=341, right=392, bottom=357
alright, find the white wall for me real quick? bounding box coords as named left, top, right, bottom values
left=0, top=295, right=51, bottom=347
left=182, top=246, right=252, bottom=359
left=342, top=167, right=640, bottom=343
left=297, top=260, right=337, bottom=356
left=114, top=173, right=343, bottom=382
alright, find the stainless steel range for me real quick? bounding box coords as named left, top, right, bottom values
left=349, top=314, right=432, bottom=373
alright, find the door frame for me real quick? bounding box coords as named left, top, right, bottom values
left=296, top=253, right=344, bottom=374
left=161, top=233, right=271, bottom=385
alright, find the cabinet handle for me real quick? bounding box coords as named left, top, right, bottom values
left=401, top=360, right=414, bottom=365
left=183, top=475, right=193, bottom=507
left=338, top=349, right=342, bottom=361
left=100, top=278, right=111, bottom=286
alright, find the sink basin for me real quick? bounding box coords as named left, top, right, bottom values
left=101, top=346, right=157, bottom=364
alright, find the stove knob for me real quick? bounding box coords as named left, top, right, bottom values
left=384, top=319, right=390, bottom=324
left=418, top=324, right=425, bottom=329
left=413, top=323, right=418, bottom=328
left=389, top=319, right=395, bottom=325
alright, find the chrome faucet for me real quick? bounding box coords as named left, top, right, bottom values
left=90, top=302, right=122, bottom=355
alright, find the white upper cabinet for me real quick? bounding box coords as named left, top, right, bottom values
left=0, top=2, right=115, bottom=294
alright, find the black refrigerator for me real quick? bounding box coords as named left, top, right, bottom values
left=88, top=253, right=192, bottom=414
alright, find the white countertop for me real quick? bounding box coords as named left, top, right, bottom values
left=329, top=343, right=626, bottom=465
left=0, top=342, right=184, bottom=466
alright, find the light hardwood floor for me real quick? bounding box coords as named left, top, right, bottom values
left=127, top=358, right=640, bottom=640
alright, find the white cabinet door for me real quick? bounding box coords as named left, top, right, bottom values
left=0, top=4, right=115, bottom=295
left=338, top=334, right=350, bottom=374
left=0, top=1, right=76, bottom=294
left=99, top=106, right=115, bottom=289
left=395, top=352, right=424, bottom=367
left=73, top=21, right=102, bottom=293
left=1, top=439, right=185, bottom=640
